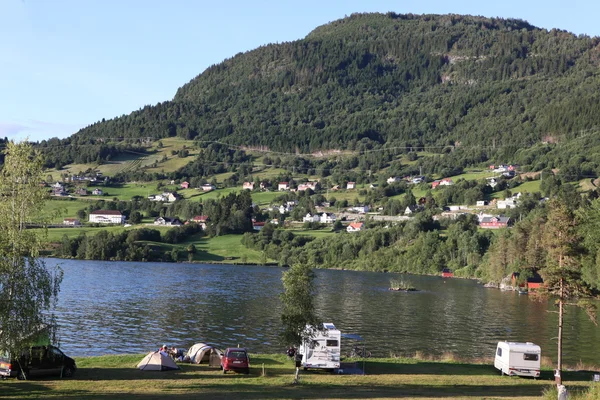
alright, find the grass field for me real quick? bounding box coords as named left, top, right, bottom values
left=41, top=199, right=91, bottom=223
left=182, top=234, right=265, bottom=264
left=1, top=353, right=596, bottom=399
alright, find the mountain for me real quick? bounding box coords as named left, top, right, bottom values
left=39, top=13, right=600, bottom=175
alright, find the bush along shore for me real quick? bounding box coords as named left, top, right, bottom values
left=2, top=353, right=599, bottom=399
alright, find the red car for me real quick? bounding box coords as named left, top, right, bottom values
left=221, top=348, right=250, bottom=374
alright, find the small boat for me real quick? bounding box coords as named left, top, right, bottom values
left=483, top=282, right=498, bottom=289
left=518, top=289, right=528, bottom=295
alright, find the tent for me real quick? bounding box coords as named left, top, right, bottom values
left=187, top=343, right=223, bottom=366
left=137, top=351, right=179, bottom=371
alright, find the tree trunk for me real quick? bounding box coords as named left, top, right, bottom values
left=556, top=279, right=564, bottom=385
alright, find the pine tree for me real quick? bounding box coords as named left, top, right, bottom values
left=540, top=199, right=596, bottom=385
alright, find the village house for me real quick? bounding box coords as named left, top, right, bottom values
left=75, top=188, right=89, bottom=196
left=52, top=186, right=67, bottom=196
left=320, top=213, right=336, bottom=224
left=253, top=221, right=265, bottom=231
left=278, top=182, right=290, bottom=191
left=303, top=213, right=321, bottom=223
left=92, top=188, right=103, bottom=196
left=297, top=181, right=319, bottom=191
left=404, top=205, right=420, bottom=215
left=497, top=198, right=517, bottom=209
left=346, top=222, right=365, bottom=233
left=351, top=205, right=370, bottom=214
left=200, top=184, right=215, bottom=191
left=63, top=218, right=81, bottom=226
left=189, top=215, right=209, bottom=230
left=387, top=176, right=401, bottom=184
left=243, top=181, right=255, bottom=190
left=180, top=181, right=190, bottom=189
left=154, top=217, right=183, bottom=226
left=476, top=200, right=488, bottom=207
left=431, top=178, right=454, bottom=189
left=479, top=215, right=511, bottom=229
left=486, top=177, right=498, bottom=188
left=260, top=181, right=270, bottom=190
left=346, top=182, right=356, bottom=190
left=89, top=210, right=125, bottom=224
left=411, top=176, right=425, bottom=184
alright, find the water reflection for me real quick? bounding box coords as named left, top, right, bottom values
left=52, top=259, right=600, bottom=364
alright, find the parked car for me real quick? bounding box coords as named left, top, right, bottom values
left=221, top=347, right=250, bottom=374
left=0, top=345, right=76, bottom=380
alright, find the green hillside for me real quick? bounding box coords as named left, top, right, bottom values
left=34, top=13, right=600, bottom=180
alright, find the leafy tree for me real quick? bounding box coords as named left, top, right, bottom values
left=280, top=263, right=321, bottom=347
left=0, top=142, right=63, bottom=358
left=539, top=199, right=596, bottom=384
left=129, top=211, right=142, bottom=224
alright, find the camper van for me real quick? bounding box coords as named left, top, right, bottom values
left=300, top=322, right=341, bottom=371
left=494, top=341, right=541, bottom=378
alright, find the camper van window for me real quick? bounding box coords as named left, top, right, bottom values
left=523, top=353, right=538, bottom=361
left=497, top=348, right=502, bottom=357
left=326, top=340, right=338, bottom=347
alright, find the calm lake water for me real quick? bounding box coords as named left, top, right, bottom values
left=52, top=259, right=600, bottom=364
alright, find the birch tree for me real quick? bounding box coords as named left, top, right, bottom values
left=0, top=141, right=62, bottom=356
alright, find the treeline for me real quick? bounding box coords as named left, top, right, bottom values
left=57, top=224, right=203, bottom=262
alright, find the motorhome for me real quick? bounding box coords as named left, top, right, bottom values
left=494, top=341, right=541, bottom=378
left=300, top=322, right=341, bottom=371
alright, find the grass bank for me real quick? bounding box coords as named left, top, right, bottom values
left=1, top=354, right=598, bottom=399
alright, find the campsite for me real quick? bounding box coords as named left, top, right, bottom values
left=2, top=352, right=599, bottom=399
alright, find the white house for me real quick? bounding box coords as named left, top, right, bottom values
left=387, top=176, right=401, bottom=184
left=297, top=182, right=319, bottom=191
left=320, top=213, right=336, bottom=224
left=154, top=217, right=183, bottom=226
left=92, top=188, right=103, bottom=196
left=346, top=222, right=364, bottom=232
left=278, top=182, right=290, bottom=191
left=89, top=210, right=125, bottom=224
left=352, top=205, right=370, bottom=214
left=497, top=198, right=517, bottom=209
left=243, top=182, right=255, bottom=190
left=303, top=213, right=321, bottom=223
left=404, top=205, right=419, bottom=215
left=63, top=218, right=81, bottom=226
left=200, top=184, right=215, bottom=191
left=346, top=182, right=356, bottom=190
left=476, top=200, right=488, bottom=207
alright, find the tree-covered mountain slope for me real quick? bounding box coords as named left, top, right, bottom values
left=41, top=13, right=600, bottom=170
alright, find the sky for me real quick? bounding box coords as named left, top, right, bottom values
left=1, top=0, right=598, bottom=142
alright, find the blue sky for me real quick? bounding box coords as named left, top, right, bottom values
left=1, top=0, right=597, bottom=142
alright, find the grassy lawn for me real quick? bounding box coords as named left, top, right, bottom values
left=43, top=226, right=131, bottom=241
left=1, top=353, right=595, bottom=399
left=41, top=199, right=91, bottom=223
left=290, top=229, right=337, bottom=238
left=449, top=169, right=498, bottom=182
left=181, top=234, right=265, bottom=264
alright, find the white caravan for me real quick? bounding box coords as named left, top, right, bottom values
left=494, top=341, right=541, bottom=378
left=300, top=322, right=341, bottom=371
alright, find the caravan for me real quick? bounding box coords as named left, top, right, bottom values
left=494, top=341, right=541, bottom=378
left=300, top=323, right=341, bottom=371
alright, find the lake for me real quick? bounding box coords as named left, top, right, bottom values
left=53, top=259, right=600, bottom=364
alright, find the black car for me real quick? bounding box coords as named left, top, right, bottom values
left=0, top=345, right=76, bottom=380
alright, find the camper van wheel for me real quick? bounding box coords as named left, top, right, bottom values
left=222, top=369, right=227, bottom=374
left=244, top=368, right=249, bottom=375
left=303, top=367, right=308, bottom=371
left=16, top=370, right=26, bottom=380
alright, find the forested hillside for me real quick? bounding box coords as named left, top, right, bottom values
left=38, top=13, right=600, bottom=175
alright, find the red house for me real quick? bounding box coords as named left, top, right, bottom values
left=180, top=181, right=190, bottom=189
left=479, top=216, right=510, bottom=229
left=441, top=268, right=454, bottom=278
